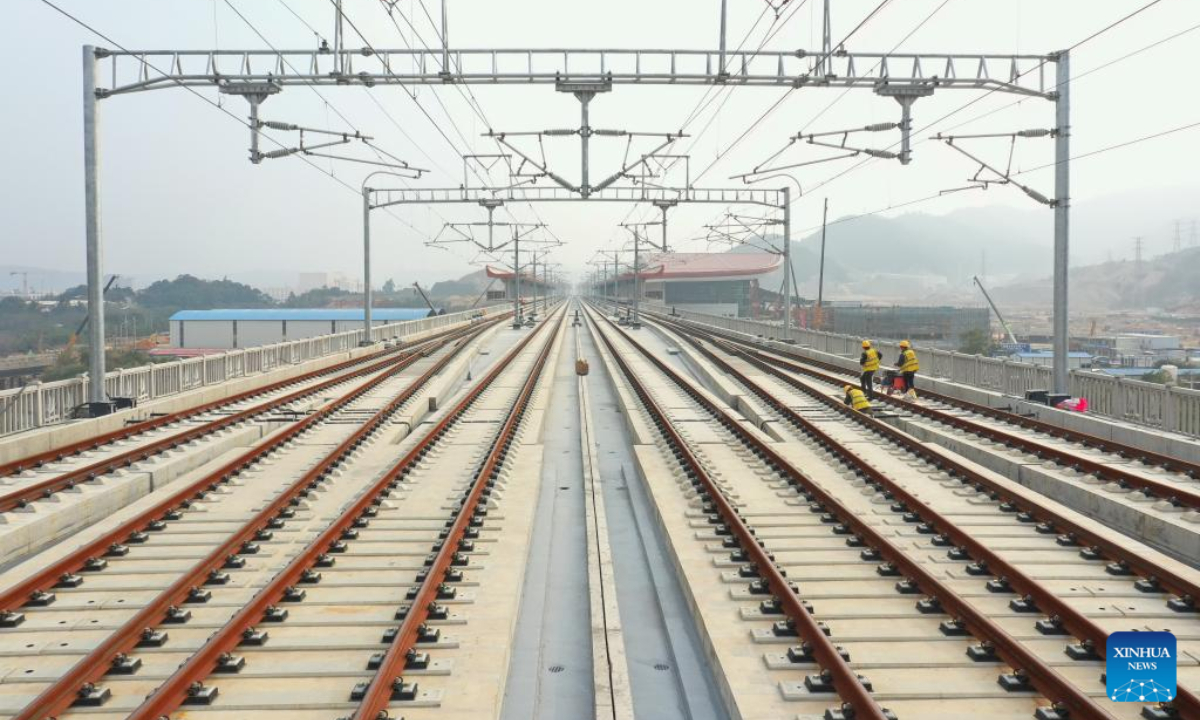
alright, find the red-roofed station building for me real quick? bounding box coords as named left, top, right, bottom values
left=597, top=252, right=782, bottom=318
left=485, top=266, right=554, bottom=303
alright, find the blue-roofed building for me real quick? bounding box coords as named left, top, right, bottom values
left=168, top=308, right=437, bottom=349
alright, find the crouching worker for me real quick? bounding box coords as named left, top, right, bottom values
left=843, top=384, right=873, bottom=414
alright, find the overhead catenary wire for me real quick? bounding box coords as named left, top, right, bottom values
left=37, top=0, right=432, bottom=239
left=383, top=0, right=558, bottom=234
left=267, top=5, right=466, bottom=261
left=611, top=0, right=812, bottom=253
left=788, top=119, right=1200, bottom=237
left=276, top=0, right=327, bottom=44
left=685, top=0, right=946, bottom=250
left=229, top=0, right=474, bottom=259
left=786, top=0, right=1172, bottom=207
left=266, top=0, right=448, bottom=172
left=691, top=0, right=898, bottom=186
left=941, top=18, right=1200, bottom=136
left=703, top=1, right=1192, bottom=246
left=336, top=0, right=552, bottom=236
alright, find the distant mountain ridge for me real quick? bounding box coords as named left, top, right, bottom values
left=727, top=210, right=1045, bottom=302
left=721, top=185, right=1200, bottom=305
left=990, top=246, right=1200, bottom=311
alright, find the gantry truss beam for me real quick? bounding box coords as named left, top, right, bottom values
left=369, top=185, right=785, bottom=210
left=93, top=47, right=1058, bottom=99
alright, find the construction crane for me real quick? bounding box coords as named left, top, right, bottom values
left=411, top=282, right=440, bottom=317
left=972, top=275, right=1019, bottom=346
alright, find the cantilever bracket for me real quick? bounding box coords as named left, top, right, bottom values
left=220, top=82, right=282, bottom=164
left=874, top=83, right=935, bottom=165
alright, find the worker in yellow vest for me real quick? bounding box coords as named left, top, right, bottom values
left=896, top=340, right=920, bottom=400
left=859, top=340, right=880, bottom=399
left=843, top=384, right=873, bottom=413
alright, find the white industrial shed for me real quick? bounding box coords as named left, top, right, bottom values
left=168, top=308, right=436, bottom=349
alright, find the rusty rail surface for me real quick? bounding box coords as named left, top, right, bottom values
left=597, top=306, right=1117, bottom=720
left=124, top=308, right=561, bottom=720
left=0, top=322, right=488, bottom=512
left=345, top=308, right=564, bottom=720
left=662, top=313, right=1200, bottom=504
left=0, top=321, right=495, bottom=629
left=657, top=315, right=1200, bottom=720
left=661, top=316, right=1200, bottom=600
left=588, top=307, right=892, bottom=720
left=7, top=320, right=498, bottom=719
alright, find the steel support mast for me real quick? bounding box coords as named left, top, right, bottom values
left=1053, top=51, right=1071, bottom=394
left=83, top=46, right=107, bottom=407
left=362, top=186, right=373, bottom=340
left=782, top=186, right=793, bottom=335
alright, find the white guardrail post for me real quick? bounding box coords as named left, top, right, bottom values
left=0, top=305, right=500, bottom=438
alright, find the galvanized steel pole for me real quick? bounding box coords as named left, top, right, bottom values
left=83, top=46, right=107, bottom=405
left=509, top=209, right=522, bottom=328
left=817, top=196, right=828, bottom=314
left=718, top=0, right=728, bottom=75
left=362, top=187, right=373, bottom=341
left=1052, top=51, right=1071, bottom=394
left=441, top=0, right=450, bottom=74
left=579, top=93, right=592, bottom=197
left=782, top=186, right=792, bottom=335
left=632, top=229, right=641, bottom=327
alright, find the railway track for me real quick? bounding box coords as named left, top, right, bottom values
left=2, top=297, right=1196, bottom=720
left=586, top=303, right=1198, bottom=720
left=652, top=312, right=1200, bottom=512
left=0, top=307, right=563, bottom=719
left=646, top=310, right=1200, bottom=716
left=0, top=320, right=493, bottom=515
left=650, top=313, right=1200, bottom=561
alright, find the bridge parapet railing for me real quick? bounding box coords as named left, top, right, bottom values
left=0, top=306, right=499, bottom=438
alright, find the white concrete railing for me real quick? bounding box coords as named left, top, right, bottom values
left=0, top=306, right=500, bottom=438
left=637, top=302, right=1200, bottom=439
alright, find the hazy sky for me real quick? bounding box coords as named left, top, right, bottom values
left=3, top=0, right=1199, bottom=290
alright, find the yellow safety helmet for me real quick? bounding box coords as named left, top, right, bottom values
left=862, top=340, right=871, bottom=348
left=844, top=385, right=853, bottom=393
left=899, top=340, right=911, bottom=348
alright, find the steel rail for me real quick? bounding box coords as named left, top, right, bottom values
left=590, top=304, right=1117, bottom=720
left=0, top=321, right=492, bottom=625
left=345, top=307, right=565, bottom=720
left=127, top=308, right=562, bottom=720
left=673, top=315, right=1200, bottom=496
left=656, top=316, right=1200, bottom=719
left=8, top=320, right=497, bottom=719
left=659, top=316, right=1200, bottom=606
left=585, top=306, right=891, bottom=720
left=0, top=332, right=433, bottom=478
left=0, top=323, right=483, bottom=512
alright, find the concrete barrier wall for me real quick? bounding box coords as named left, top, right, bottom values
left=0, top=305, right=504, bottom=440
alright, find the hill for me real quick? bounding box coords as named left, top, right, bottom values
left=991, top=247, right=1200, bottom=311
left=729, top=209, right=1044, bottom=302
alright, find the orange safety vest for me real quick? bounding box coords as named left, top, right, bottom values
left=861, top=348, right=880, bottom=372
